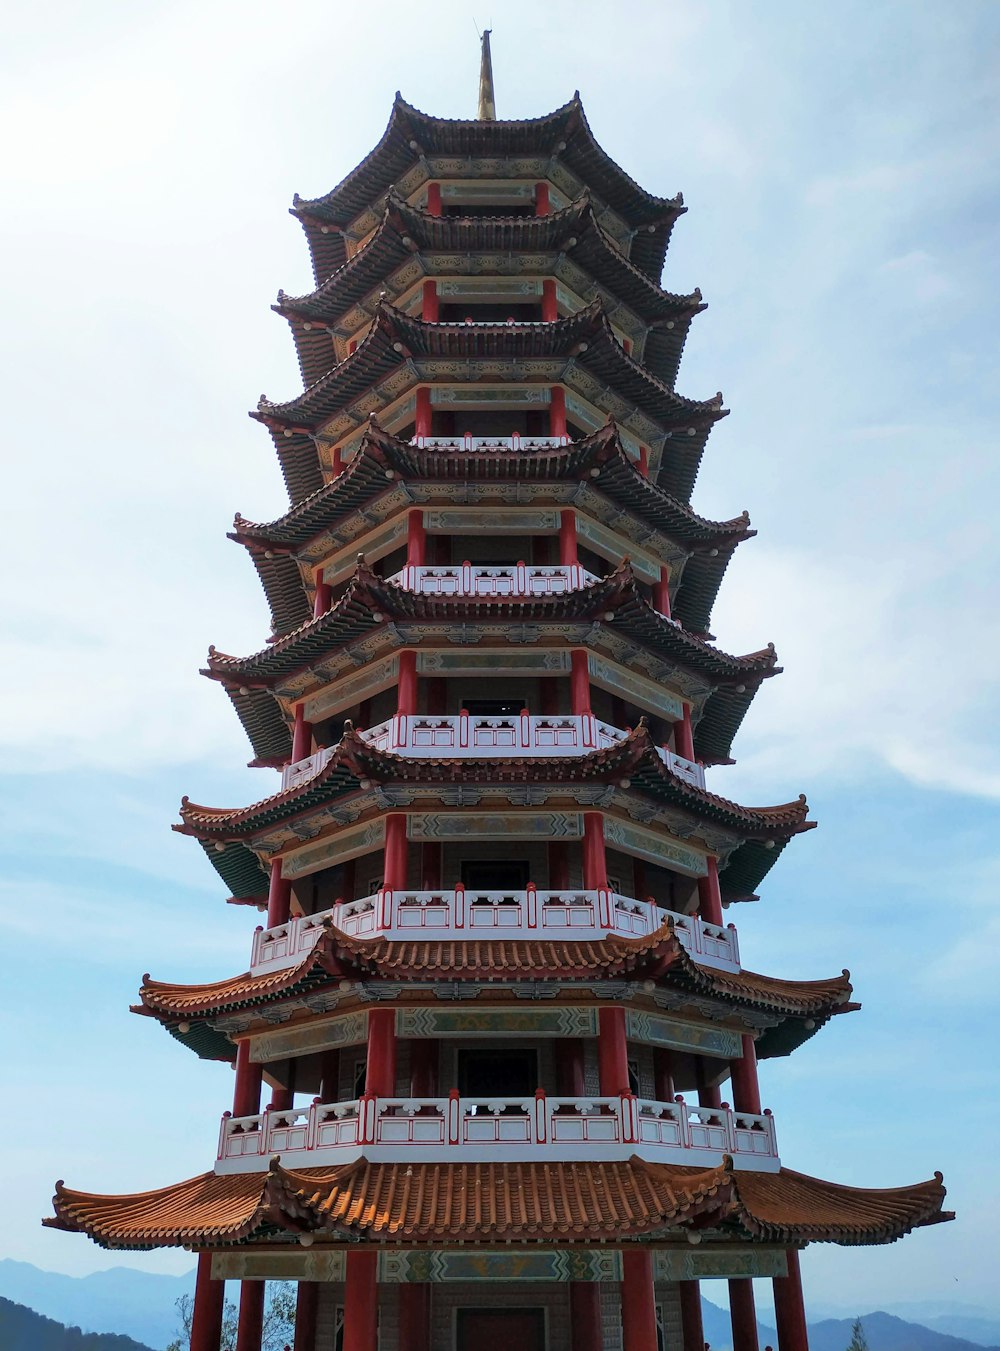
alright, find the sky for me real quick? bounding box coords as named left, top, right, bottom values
left=1, top=0, right=998, bottom=1319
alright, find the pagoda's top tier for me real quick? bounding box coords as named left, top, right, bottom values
left=292, top=95, right=684, bottom=285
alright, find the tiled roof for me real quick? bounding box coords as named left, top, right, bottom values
left=48, top=1155, right=950, bottom=1250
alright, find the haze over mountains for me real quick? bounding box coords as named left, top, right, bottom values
left=1, top=1260, right=998, bottom=1351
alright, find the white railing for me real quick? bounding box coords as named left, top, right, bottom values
left=657, top=746, right=707, bottom=790
left=387, top=563, right=598, bottom=598
left=411, top=434, right=569, bottom=452
left=250, top=888, right=740, bottom=973
left=360, top=712, right=627, bottom=758
left=215, top=1093, right=778, bottom=1174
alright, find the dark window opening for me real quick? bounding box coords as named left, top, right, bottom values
left=461, top=859, right=530, bottom=891
left=438, top=301, right=543, bottom=323
left=462, top=698, right=526, bottom=717
left=458, top=1048, right=538, bottom=1097
left=443, top=203, right=534, bottom=218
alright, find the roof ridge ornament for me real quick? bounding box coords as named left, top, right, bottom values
left=477, top=28, right=496, bottom=121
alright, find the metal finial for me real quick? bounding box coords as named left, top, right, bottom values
left=478, top=29, right=496, bottom=121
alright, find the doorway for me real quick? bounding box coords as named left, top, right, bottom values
left=456, top=1308, right=545, bottom=1351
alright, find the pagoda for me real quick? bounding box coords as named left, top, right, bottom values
left=47, top=36, right=951, bottom=1351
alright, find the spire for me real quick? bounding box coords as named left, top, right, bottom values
left=478, top=29, right=496, bottom=121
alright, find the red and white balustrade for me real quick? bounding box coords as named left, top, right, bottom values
left=387, top=563, right=598, bottom=597
left=411, top=434, right=569, bottom=452
left=216, top=1091, right=778, bottom=1174
left=250, top=887, right=740, bottom=973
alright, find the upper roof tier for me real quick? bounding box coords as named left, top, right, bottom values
left=277, top=193, right=704, bottom=390
left=291, top=95, right=685, bottom=286
left=253, top=300, right=726, bottom=504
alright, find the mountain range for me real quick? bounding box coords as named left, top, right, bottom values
left=0, top=1294, right=154, bottom=1351
left=2, top=1258, right=998, bottom=1351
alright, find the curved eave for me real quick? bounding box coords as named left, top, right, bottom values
left=47, top=1156, right=951, bottom=1251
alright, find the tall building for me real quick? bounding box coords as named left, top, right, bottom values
left=48, top=37, right=951, bottom=1351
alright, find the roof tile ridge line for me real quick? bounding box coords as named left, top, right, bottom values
left=581, top=302, right=723, bottom=413
left=700, top=963, right=855, bottom=999
left=291, top=99, right=405, bottom=218
left=574, top=199, right=703, bottom=308
left=570, top=100, right=685, bottom=215
left=619, top=568, right=777, bottom=668
left=277, top=197, right=402, bottom=308
left=393, top=91, right=580, bottom=130
left=137, top=939, right=334, bottom=1006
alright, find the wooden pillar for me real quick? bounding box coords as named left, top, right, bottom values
left=697, top=857, right=724, bottom=927
left=597, top=1006, right=629, bottom=1096
left=569, top=1281, right=603, bottom=1351
left=420, top=842, right=443, bottom=889
left=638, top=444, right=649, bottom=478
left=535, top=181, right=550, bottom=216
left=233, top=1040, right=262, bottom=1118
left=556, top=1038, right=586, bottom=1096
left=425, top=677, right=448, bottom=716
left=313, top=579, right=332, bottom=618
left=269, top=1058, right=296, bottom=1112
left=729, top=1278, right=760, bottom=1351
left=319, top=1048, right=340, bottom=1103
left=773, top=1250, right=810, bottom=1351
left=542, top=278, right=558, bottom=321
left=342, top=1250, right=378, bottom=1351
left=409, top=1039, right=439, bottom=1096
left=399, top=1283, right=431, bottom=1351
left=550, top=386, right=568, bottom=438
left=235, top=1279, right=265, bottom=1351
left=426, top=183, right=442, bottom=216
left=570, top=650, right=590, bottom=715
left=406, top=509, right=426, bottom=566
left=398, top=650, right=418, bottom=716
left=731, top=1033, right=762, bottom=1115
left=582, top=812, right=608, bottom=889
left=414, top=387, right=432, bottom=438
left=697, top=1057, right=723, bottom=1110
left=383, top=814, right=409, bottom=890
left=654, top=565, right=671, bottom=617
left=679, top=1280, right=704, bottom=1351
left=548, top=841, right=569, bottom=890
left=621, top=1250, right=658, bottom=1351
left=559, top=509, right=577, bottom=564
left=366, top=1007, right=397, bottom=1098
left=421, top=279, right=438, bottom=322
left=189, top=1253, right=225, bottom=1351
left=293, top=1281, right=319, bottom=1351
left=675, top=707, right=695, bottom=761
left=266, top=858, right=292, bottom=929
left=290, top=705, right=312, bottom=764
left=653, top=1047, right=676, bottom=1103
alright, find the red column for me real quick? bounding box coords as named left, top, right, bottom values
left=675, top=707, right=695, bottom=760
left=679, top=1280, right=704, bottom=1351
left=398, top=650, right=418, bottom=716
left=556, top=1038, right=586, bottom=1096
left=653, top=566, right=671, bottom=618
left=313, top=578, right=332, bottom=618
left=406, top=509, right=427, bottom=566
left=414, top=387, right=432, bottom=438
left=426, top=183, right=442, bottom=216
left=697, top=857, right=724, bottom=927
left=421, top=280, right=438, bottom=322
left=653, top=1048, right=676, bottom=1103
left=426, top=677, right=448, bottom=715
left=773, top=1250, right=810, bottom=1351
left=291, top=706, right=312, bottom=763
left=383, top=814, right=409, bottom=890
left=410, top=1039, right=439, bottom=1096
left=550, top=386, right=568, bottom=438
left=570, top=650, right=590, bottom=715
left=399, top=1283, right=431, bottom=1351
left=729, top=1278, right=760, bottom=1351
left=559, top=509, right=578, bottom=564
left=637, top=444, right=649, bottom=478
left=535, top=181, right=550, bottom=216
left=420, top=842, right=443, bottom=889
left=697, top=1058, right=723, bottom=1110
left=293, top=1282, right=319, bottom=1351
left=582, top=813, right=608, bottom=889
left=233, top=1040, right=262, bottom=1118
left=597, top=1005, right=629, bottom=1096
left=235, top=1280, right=264, bottom=1351
left=569, top=1282, right=603, bottom=1351
left=548, top=841, right=569, bottom=889
left=731, top=1033, right=762, bottom=1114
left=267, top=858, right=292, bottom=928
left=319, top=1048, right=340, bottom=1103
left=189, top=1253, right=225, bottom=1351
left=542, top=278, right=558, bottom=322
left=342, top=1250, right=378, bottom=1351
left=366, top=1007, right=397, bottom=1097
left=269, top=1057, right=296, bottom=1112
left=621, top=1250, right=658, bottom=1351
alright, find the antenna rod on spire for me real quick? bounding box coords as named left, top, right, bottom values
left=478, top=29, right=496, bottom=121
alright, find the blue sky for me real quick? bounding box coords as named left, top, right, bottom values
left=1, top=0, right=997, bottom=1316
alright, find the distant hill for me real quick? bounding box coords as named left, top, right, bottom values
left=0, top=1295, right=155, bottom=1351
left=0, top=1260, right=192, bottom=1349
left=807, top=1313, right=1000, bottom=1351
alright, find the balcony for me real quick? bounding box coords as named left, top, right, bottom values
left=411, top=434, right=569, bottom=452
left=216, top=1092, right=779, bottom=1174
left=281, top=715, right=706, bottom=788
left=386, top=563, right=598, bottom=598
left=249, top=888, right=740, bottom=973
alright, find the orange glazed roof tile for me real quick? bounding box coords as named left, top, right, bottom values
left=48, top=1156, right=950, bottom=1250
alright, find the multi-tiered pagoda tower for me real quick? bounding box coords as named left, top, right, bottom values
left=48, top=40, right=951, bottom=1351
